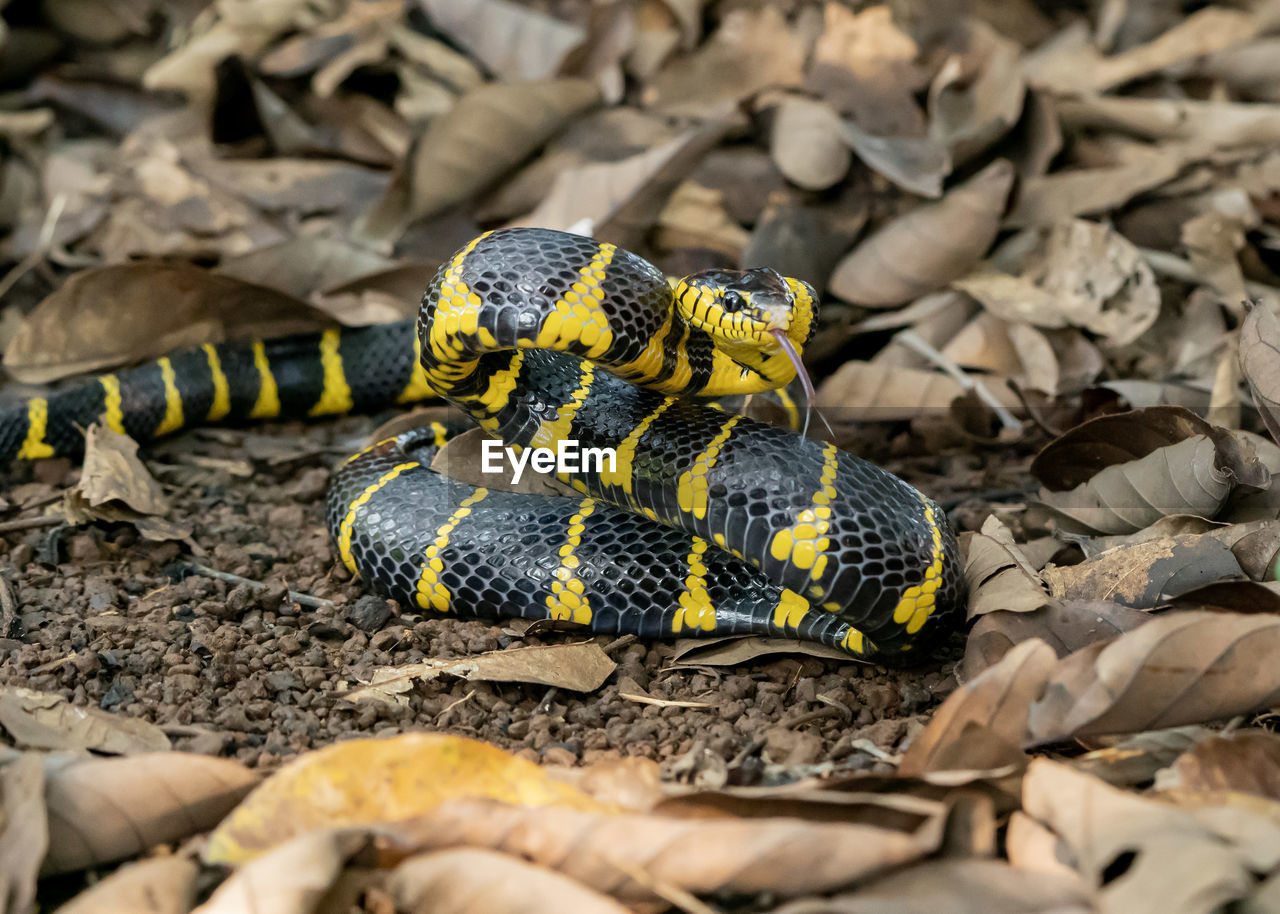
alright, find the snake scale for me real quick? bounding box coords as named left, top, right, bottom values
left=0, top=228, right=963, bottom=660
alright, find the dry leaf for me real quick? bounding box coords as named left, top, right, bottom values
left=43, top=752, right=258, bottom=875
left=4, top=263, right=327, bottom=384
left=1240, top=303, right=1280, bottom=446
left=345, top=641, right=618, bottom=702
left=1073, top=726, right=1216, bottom=788
left=1022, top=758, right=1258, bottom=911
left=204, top=734, right=604, bottom=864
left=816, top=361, right=965, bottom=421
left=900, top=639, right=1053, bottom=775
left=653, top=181, right=749, bottom=258
left=0, top=753, right=46, bottom=914
left=961, top=601, right=1151, bottom=681
left=515, top=121, right=727, bottom=251
left=55, top=856, right=199, bottom=914
left=358, top=78, right=601, bottom=242
left=963, top=516, right=1052, bottom=618
left=1157, top=730, right=1280, bottom=802
left=195, top=828, right=375, bottom=914
left=389, top=796, right=936, bottom=901
left=669, top=635, right=853, bottom=666
left=1041, top=534, right=1246, bottom=607
left=829, top=159, right=1012, bottom=307
left=1026, top=610, right=1280, bottom=745
left=0, top=686, right=170, bottom=754
left=955, top=220, right=1160, bottom=346
left=927, top=22, right=1025, bottom=166
left=769, top=96, right=852, bottom=191
left=215, top=233, right=396, bottom=303
left=389, top=847, right=630, bottom=914
left=770, top=858, right=1093, bottom=914
left=419, top=0, right=586, bottom=81
left=644, top=7, right=805, bottom=115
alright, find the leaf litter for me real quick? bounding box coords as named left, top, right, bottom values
left=9, top=1, right=1280, bottom=911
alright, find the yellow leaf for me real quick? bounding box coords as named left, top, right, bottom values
left=204, top=734, right=606, bottom=864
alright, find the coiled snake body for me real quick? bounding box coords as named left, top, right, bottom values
left=1, top=228, right=963, bottom=659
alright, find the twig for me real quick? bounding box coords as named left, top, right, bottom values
left=785, top=705, right=845, bottom=730
left=0, top=515, right=63, bottom=534
left=894, top=331, right=1022, bottom=432
left=0, top=193, right=66, bottom=301
left=604, top=856, right=720, bottom=914
left=599, top=634, right=637, bottom=655
left=535, top=686, right=559, bottom=715
left=178, top=562, right=334, bottom=609
left=437, top=689, right=476, bottom=725
left=1138, top=247, right=1280, bottom=302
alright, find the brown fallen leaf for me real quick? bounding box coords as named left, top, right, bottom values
left=419, top=0, right=585, bottom=82
left=832, top=117, right=951, bottom=199
left=0, top=686, right=170, bottom=754
left=1057, top=92, right=1280, bottom=150
left=1073, top=726, right=1216, bottom=788
left=926, top=21, right=1025, bottom=167
left=4, top=262, right=328, bottom=384
left=1022, top=758, right=1257, bottom=911
left=0, top=753, right=46, bottom=914
left=1240, top=303, right=1280, bottom=447
left=42, top=752, right=257, bottom=876
left=963, top=516, right=1052, bottom=619
left=828, top=159, right=1012, bottom=307
left=816, top=361, right=966, bottom=423
left=768, top=96, right=852, bottom=192
left=961, top=601, right=1151, bottom=682
left=55, top=855, right=199, bottom=914
left=1157, top=730, right=1280, bottom=802
left=1026, top=610, right=1280, bottom=745
left=654, top=181, right=750, bottom=259
left=956, top=220, right=1160, bottom=347
left=345, top=641, right=617, bottom=701
left=357, top=78, right=601, bottom=242
left=669, top=635, right=853, bottom=666
left=195, top=828, right=376, bottom=914
left=215, top=233, right=396, bottom=303
left=643, top=7, right=805, bottom=116
left=900, top=639, right=1054, bottom=776
left=389, top=796, right=936, bottom=901
left=1041, top=534, right=1247, bottom=607
left=1023, top=6, right=1258, bottom=94
left=770, top=858, right=1093, bottom=914
left=204, top=734, right=604, bottom=865
left=389, top=847, right=630, bottom=914
left=514, top=121, right=727, bottom=251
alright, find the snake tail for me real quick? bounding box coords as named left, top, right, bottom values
left=0, top=320, right=423, bottom=461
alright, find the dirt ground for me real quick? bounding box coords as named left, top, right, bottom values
left=0, top=408, right=1004, bottom=774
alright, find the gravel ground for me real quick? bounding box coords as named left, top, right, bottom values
left=0, top=411, right=1003, bottom=776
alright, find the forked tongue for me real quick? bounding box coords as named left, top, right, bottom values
left=770, top=329, right=820, bottom=438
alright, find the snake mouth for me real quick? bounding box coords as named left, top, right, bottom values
left=769, top=329, right=815, bottom=405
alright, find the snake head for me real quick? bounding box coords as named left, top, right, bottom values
left=674, top=268, right=819, bottom=401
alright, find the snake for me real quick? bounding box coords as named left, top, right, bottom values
left=0, top=228, right=963, bottom=660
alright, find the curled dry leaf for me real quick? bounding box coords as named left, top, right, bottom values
left=899, top=639, right=1054, bottom=776
left=204, top=734, right=603, bottom=865
left=769, top=96, right=852, bottom=191
left=344, top=641, right=617, bottom=701
left=1041, top=534, right=1247, bottom=607
left=828, top=158, right=1013, bottom=307
left=815, top=360, right=964, bottom=422
left=390, top=796, right=936, bottom=901
left=389, top=848, right=630, bottom=914
left=0, top=686, right=169, bottom=754
left=1157, top=730, right=1280, bottom=802
left=358, top=78, right=601, bottom=242
left=963, top=516, right=1052, bottom=618
left=653, top=181, right=750, bottom=259
left=927, top=22, right=1025, bottom=167
left=1026, top=610, right=1280, bottom=745
left=195, top=828, right=375, bottom=914
left=1240, top=303, right=1280, bottom=446
left=419, top=0, right=585, bottom=82
left=4, top=262, right=327, bottom=384
left=832, top=118, right=951, bottom=199
left=770, top=859, right=1093, bottom=914
left=43, top=751, right=258, bottom=875
left=1073, top=726, right=1217, bottom=789
left=955, top=219, right=1160, bottom=346
left=56, top=856, right=199, bottom=914
left=1058, top=94, right=1280, bottom=149
left=961, top=601, right=1151, bottom=682
left=515, top=121, right=727, bottom=252
left=1038, top=436, right=1241, bottom=535
left=1022, top=758, right=1260, bottom=911
left=0, top=753, right=46, bottom=914
left=668, top=635, right=852, bottom=666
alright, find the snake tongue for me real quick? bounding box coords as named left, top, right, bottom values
left=770, top=329, right=815, bottom=405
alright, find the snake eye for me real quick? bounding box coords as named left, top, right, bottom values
left=722, top=290, right=745, bottom=312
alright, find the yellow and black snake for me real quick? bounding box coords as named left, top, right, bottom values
left=1, top=228, right=963, bottom=660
